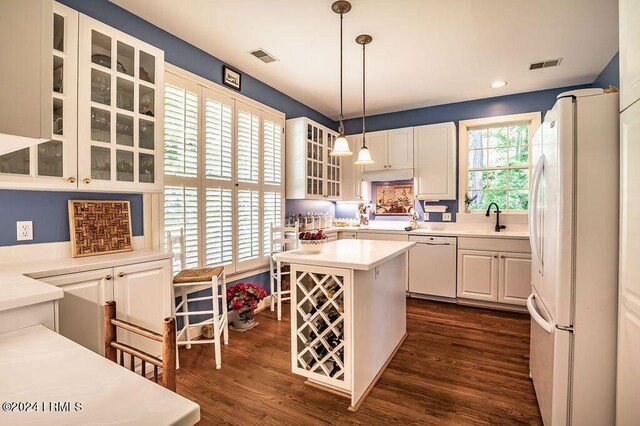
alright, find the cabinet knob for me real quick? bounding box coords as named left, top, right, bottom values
left=67, top=177, right=76, bottom=183
left=500, top=255, right=504, bottom=258
left=105, top=275, right=112, bottom=280
left=117, top=272, right=125, bottom=278
left=383, top=165, right=387, bottom=169
left=494, top=255, right=498, bottom=258
left=82, top=178, right=91, bottom=184
left=388, top=164, right=391, bottom=168
left=235, top=183, right=239, bottom=187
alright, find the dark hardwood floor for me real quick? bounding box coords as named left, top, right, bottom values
left=176, top=298, right=542, bottom=425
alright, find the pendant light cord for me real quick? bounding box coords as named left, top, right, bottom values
left=338, top=12, right=344, bottom=134
left=361, top=42, right=366, bottom=145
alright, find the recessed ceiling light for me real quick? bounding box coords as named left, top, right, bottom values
left=490, top=81, right=508, bottom=89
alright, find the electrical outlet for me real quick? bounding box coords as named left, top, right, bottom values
left=423, top=212, right=430, bottom=221
left=442, top=213, right=452, bottom=222
left=17, top=221, right=33, bottom=241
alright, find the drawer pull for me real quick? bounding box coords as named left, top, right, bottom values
left=105, top=275, right=113, bottom=281
left=67, top=177, right=76, bottom=183
left=82, top=178, right=91, bottom=184
left=118, top=272, right=125, bottom=278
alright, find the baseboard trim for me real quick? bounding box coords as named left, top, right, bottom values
left=457, top=298, right=528, bottom=313
left=304, top=379, right=351, bottom=399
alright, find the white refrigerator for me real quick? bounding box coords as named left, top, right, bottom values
left=527, top=88, right=619, bottom=425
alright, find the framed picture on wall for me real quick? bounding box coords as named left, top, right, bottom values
left=223, top=65, right=241, bottom=91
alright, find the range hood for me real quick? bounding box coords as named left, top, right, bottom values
left=361, top=168, right=414, bottom=182
left=0, top=133, right=49, bottom=155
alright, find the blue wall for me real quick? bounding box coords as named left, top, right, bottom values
left=592, top=53, right=620, bottom=89
left=0, top=191, right=142, bottom=246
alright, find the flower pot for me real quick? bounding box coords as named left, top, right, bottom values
left=229, top=307, right=255, bottom=330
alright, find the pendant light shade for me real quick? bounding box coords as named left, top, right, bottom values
left=355, top=143, right=374, bottom=164
left=354, top=34, right=373, bottom=165
left=330, top=1, right=353, bottom=157
left=331, top=134, right=352, bottom=157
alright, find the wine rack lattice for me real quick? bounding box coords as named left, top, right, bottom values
left=295, top=271, right=345, bottom=381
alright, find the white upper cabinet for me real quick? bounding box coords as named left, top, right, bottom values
left=0, top=2, right=165, bottom=192
left=285, top=117, right=341, bottom=200
left=414, top=122, right=457, bottom=200
left=77, top=15, right=164, bottom=192
left=0, top=1, right=79, bottom=190
left=387, top=127, right=414, bottom=170
left=363, top=128, right=413, bottom=172
left=620, top=0, right=640, bottom=111
left=0, top=0, right=52, bottom=142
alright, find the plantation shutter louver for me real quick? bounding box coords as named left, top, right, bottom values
left=205, top=97, right=233, bottom=180
left=237, top=189, right=260, bottom=262
left=164, top=83, right=198, bottom=177
left=263, top=119, right=282, bottom=185
left=163, top=185, right=199, bottom=271
left=205, top=187, right=233, bottom=267
left=263, top=191, right=283, bottom=255
left=237, top=108, right=260, bottom=183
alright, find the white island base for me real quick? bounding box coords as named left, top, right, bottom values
left=274, top=239, right=415, bottom=411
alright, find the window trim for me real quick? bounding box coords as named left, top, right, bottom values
left=458, top=112, right=541, bottom=214
left=157, top=66, right=285, bottom=278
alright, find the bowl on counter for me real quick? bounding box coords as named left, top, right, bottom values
left=299, top=239, right=326, bottom=254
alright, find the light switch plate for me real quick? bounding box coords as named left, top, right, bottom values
left=442, top=213, right=452, bottom=222
left=17, top=221, right=33, bottom=241
left=423, top=212, right=430, bottom=221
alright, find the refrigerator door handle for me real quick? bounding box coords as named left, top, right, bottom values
left=529, top=155, right=545, bottom=275
left=527, top=293, right=554, bottom=334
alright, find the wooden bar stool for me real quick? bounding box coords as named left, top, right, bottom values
left=104, top=300, right=177, bottom=391
left=269, top=223, right=299, bottom=321
left=167, top=230, right=229, bottom=369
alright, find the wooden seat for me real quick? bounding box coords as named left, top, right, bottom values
left=167, top=230, right=229, bottom=369
left=103, top=300, right=176, bottom=392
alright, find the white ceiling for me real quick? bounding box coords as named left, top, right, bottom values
left=111, top=0, right=618, bottom=120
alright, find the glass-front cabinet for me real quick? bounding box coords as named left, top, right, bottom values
left=0, top=2, right=78, bottom=189
left=285, top=117, right=342, bottom=201
left=77, top=14, right=164, bottom=192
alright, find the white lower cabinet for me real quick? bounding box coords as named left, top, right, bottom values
left=338, top=231, right=357, bottom=240
left=41, top=268, right=112, bottom=354
left=356, top=232, right=408, bottom=241
left=457, top=249, right=531, bottom=306
left=40, top=259, right=171, bottom=356
left=457, top=250, right=499, bottom=301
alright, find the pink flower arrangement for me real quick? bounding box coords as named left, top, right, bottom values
left=227, top=282, right=267, bottom=311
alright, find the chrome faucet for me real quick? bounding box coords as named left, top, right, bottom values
left=486, top=203, right=507, bottom=232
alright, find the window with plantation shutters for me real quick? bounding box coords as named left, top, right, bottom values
left=163, top=185, right=199, bottom=271
left=263, top=119, right=282, bottom=185
left=162, top=70, right=284, bottom=276
left=164, top=83, right=198, bottom=177
left=237, top=107, right=260, bottom=183
left=237, top=189, right=260, bottom=262
left=263, top=191, right=282, bottom=255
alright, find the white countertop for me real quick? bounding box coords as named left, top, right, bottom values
left=0, top=249, right=170, bottom=312
left=0, top=324, right=199, bottom=425
left=273, top=239, right=415, bottom=271
left=330, top=225, right=529, bottom=239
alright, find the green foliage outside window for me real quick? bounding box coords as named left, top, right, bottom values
left=467, top=123, right=529, bottom=211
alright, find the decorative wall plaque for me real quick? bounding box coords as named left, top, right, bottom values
left=375, top=183, right=415, bottom=215
left=68, top=200, right=133, bottom=257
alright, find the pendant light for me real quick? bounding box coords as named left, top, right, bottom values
left=330, top=1, right=353, bottom=157
left=354, top=34, right=374, bottom=165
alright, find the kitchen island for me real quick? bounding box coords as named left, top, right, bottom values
left=273, top=239, right=415, bottom=411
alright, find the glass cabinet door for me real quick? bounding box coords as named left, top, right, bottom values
left=326, top=132, right=341, bottom=199
left=0, top=4, right=78, bottom=187
left=306, top=122, right=325, bottom=198
left=79, top=15, right=163, bottom=190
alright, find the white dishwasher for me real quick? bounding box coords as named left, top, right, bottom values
left=408, top=235, right=457, bottom=299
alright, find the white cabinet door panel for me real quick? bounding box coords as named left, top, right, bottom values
left=387, top=127, right=413, bottom=170
left=457, top=249, right=498, bottom=301
left=40, top=268, right=112, bottom=354
left=356, top=232, right=408, bottom=241
left=414, top=123, right=456, bottom=200
left=498, top=252, right=531, bottom=305
left=363, top=131, right=388, bottom=172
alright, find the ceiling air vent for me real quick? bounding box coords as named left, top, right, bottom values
left=529, top=58, right=563, bottom=70
left=249, top=48, right=278, bottom=64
